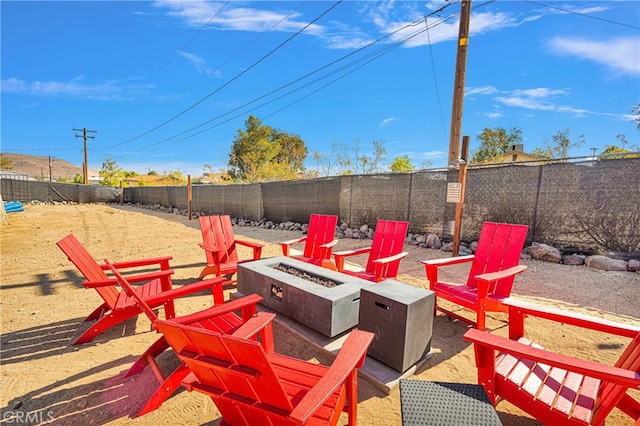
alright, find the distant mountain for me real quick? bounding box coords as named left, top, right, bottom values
left=0, top=153, right=96, bottom=180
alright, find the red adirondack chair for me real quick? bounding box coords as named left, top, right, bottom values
left=56, top=233, right=221, bottom=345
left=464, top=298, right=640, bottom=425
left=333, top=219, right=409, bottom=282
left=421, top=222, right=528, bottom=331
left=105, top=260, right=275, bottom=417
left=153, top=318, right=374, bottom=426
left=197, top=215, right=264, bottom=281
left=280, top=214, right=339, bottom=269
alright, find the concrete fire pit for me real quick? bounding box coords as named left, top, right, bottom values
left=237, top=256, right=374, bottom=337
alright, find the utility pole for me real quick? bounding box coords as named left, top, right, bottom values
left=48, top=156, right=52, bottom=182
left=447, top=0, right=472, bottom=166
left=73, top=127, right=97, bottom=184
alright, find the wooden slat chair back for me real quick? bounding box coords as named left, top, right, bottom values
left=594, top=333, right=640, bottom=424
left=105, top=260, right=274, bottom=417
left=280, top=214, right=338, bottom=268
left=333, top=219, right=409, bottom=282
left=302, top=214, right=338, bottom=259
left=154, top=320, right=374, bottom=425
left=464, top=298, right=640, bottom=425
left=421, top=222, right=528, bottom=330
left=466, top=222, right=528, bottom=297
left=57, top=233, right=124, bottom=309
left=198, top=215, right=263, bottom=280
left=364, top=219, right=409, bottom=278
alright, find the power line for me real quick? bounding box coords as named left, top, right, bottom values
left=147, top=1, right=231, bottom=84
left=116, top=6, right=456, bottom=155
left=523, top=0, right=640, bottom=30
left=112, top=0, right=344, bottom=148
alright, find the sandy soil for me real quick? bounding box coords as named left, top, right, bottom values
left=1, top=203, right=638, bottom=425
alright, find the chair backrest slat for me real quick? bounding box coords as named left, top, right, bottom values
left=57, top=234, right=119, bottom=309
left=467, top=223, right=528, bottom=297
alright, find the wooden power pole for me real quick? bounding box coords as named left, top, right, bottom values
left=73, top=127, right=97, bottom=184
left=447, top=0, right=472, bottom=166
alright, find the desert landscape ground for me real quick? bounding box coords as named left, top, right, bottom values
left=1, top=203, right=639, bottom=425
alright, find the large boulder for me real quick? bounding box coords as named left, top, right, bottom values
left=628, top=259, right=640, bottom=272
left=585, top=255, right=628, bottom=271
left=526, top=242, right=562, bottom=263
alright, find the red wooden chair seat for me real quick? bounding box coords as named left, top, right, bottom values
left=464, top=298, right=640, bottom=425
left=333, top=220, right=409, bottom=282
left=422, top=222, right=528, bottom=330
left=56, top=233, right=220, bottom=345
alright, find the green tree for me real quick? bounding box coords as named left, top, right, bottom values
left=228, top=116, right=308, bottom=182
left=534, top=129, right=585, bottom=159
left=169, top=170, right=187, bottom=183
left=633, top=104, right=640, bottom=131
left=470, top=126, right=523, bottom=163
left=0, top=154, right=13, bottom=170
left=599, top=134, right=640, bottom=159
left=390, top=155, right=414, bottom=172
left=147, top=170, right=158, bottom=176
left=354, top=139, right=387, bottom=174
left=99, top=157, right=124, bottom=186
left=73, top=174, right=83, bottom=184
left=312, top=140, right=351, bottom=177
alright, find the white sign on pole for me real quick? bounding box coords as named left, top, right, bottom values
left=446, top=182, right=462, bottom=203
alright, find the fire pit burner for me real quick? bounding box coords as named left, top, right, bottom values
left=273, top=263, right=342, bottom=288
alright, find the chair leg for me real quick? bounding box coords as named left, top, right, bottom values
left=74, top=310, right=136, bottom=344
left=125, top=336, right=169, bottom=377
left=136, top=363, right=191, bottom=417
left=198, top=265, right=218, bottom=280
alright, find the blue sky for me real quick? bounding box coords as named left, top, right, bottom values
left=2, top=0, right=639, bottom=177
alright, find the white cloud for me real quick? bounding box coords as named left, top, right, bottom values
left=465, top=86, right=499, bottom=96
left=548, top=36, right=640, bottom=75
left=379, top=117, right=398, bottom=127
left=0, top=77, right=152, bottom=101
left=153, top=1, right=324, bottom=34
left=178, top=51, right=220, bottom=77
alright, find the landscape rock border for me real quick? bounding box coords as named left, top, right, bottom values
left=18, top=201, right=640, bottom=273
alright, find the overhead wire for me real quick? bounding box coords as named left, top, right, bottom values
left=523, top=0, right=640, bottom=30
left=116, top=4, right=457, bottom=155
left=110, top=0, right=343, bottom=148
left=147, top=1, right=231, bottom=84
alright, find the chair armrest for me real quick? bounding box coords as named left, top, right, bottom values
left=421, top=255, right=475, bottom=268
left=171, top=293, right=263, bottom=325
left=235, top=239, right=264, bottom=250
left=464, top=329, right=640, bottom=388
left=289, top=330, right=374, bottom=424
left=235, top=239, right=264, bottom=259
left=232, top=312, right=276, bottom=352
left=82, top=278, right=118, bottom=288
left=475, top=265, right=527, bottom=299
left=320, top=239, right=339, bottom=249
left=421, top=255, right=475, bottom=286
left=333, top=247, right=372, bottom=271
left=84, top=269, right=175, bottom=288
left=281, top=237, right=307, bottom=256
left=372, top=251, right=409, bottom=265
left=99, top=256, right=172, bottom=271
left=475, top=265, right=527, bottom=283
left=198, top=243, right=221, bottom=254
left=502, top=298, right=640, bottom=338
left=144, top=277, right=227, bottom=306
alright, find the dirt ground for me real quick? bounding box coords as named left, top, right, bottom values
left=1, top=203, right=639, bottom=425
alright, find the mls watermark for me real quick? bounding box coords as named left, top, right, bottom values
left=1, top=410, right=54, bottom=424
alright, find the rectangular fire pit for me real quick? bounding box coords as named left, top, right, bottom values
left=237, top=257, right=374, bottom=337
